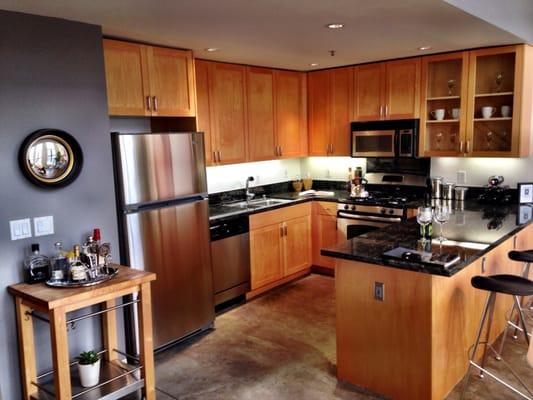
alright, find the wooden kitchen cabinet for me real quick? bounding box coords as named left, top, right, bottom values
left=419, top=51, right=470, bottom=157
left=308, top=67, right=353, bottom=156
left=103, top=39, right=195, bottom=117
left=420, top=45, right=532, bottom=158
left=354, top=59, right=420, bottom=121
left=465, top=45, right=532, bottom=157
left=195, top=60, right=248, bottom=165
left=274, top=70, right=307, bottom=158
left=249, top=203, right=312, bottom=294
left=312, top=202, right=341, bottom=270
left=247, top=67, right=276, bottom=161
left=247, top=68, right=307, bottom=160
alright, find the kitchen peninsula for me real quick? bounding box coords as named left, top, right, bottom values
left=322, top=205, right=533, bottom=399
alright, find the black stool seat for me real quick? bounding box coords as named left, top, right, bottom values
left=508, top=249, right=533, bottom=263
left=471, top=274, right=533, bottom=297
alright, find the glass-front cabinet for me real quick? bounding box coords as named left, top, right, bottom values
left=420, top=45, right=531, bottom=157
left=420, top=52, right=469, bottom=156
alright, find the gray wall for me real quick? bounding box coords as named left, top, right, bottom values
left=0, top=11, right=119, bottom=399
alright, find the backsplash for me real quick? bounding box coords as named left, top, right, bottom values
left=431, top=157, right=533, bottom=187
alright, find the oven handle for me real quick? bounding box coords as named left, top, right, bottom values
left=337, top=212, right=403, bottom=223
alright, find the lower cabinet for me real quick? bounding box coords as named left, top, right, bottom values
left=250, top=203, right=312, bottom=291
left=312, top=202, right=342, bottom=270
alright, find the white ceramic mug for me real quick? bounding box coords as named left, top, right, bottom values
left=430, top=109, right=446, bottom=120
left=481, top=106, right=496, bottom=119
left=501, top=105, right=511, bottom=118
left=451, top=108, right=460, bottom=119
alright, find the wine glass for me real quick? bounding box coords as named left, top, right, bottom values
left=447, top=79, right=456, bottom=96
left=434, top=205, right=450, bottom=243
left=417, top=206, right=433, bottom=242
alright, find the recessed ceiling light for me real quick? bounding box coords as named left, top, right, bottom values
left=310, top=63, right=319, bottom=67
left=418, top=46, right=432, bottom=51
left=205, top=47, right=219, bottom=52
left=326, top=23, right=344, bottom=29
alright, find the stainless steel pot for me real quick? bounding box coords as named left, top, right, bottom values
left=431, top=177, right=443, bottom=198
left=443, top=182, right=455, bottom=200
left=455, top=187, right=468, bottom=201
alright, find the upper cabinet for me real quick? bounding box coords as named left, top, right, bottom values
left=420, top=45, right=532, bottom=157
left=308, top=67, right=353, bottom=156
left=198, top=61, right=248, bottom=165
left=420, top=51, right=470, bottom=157
left=196, top=60, right=307, bottom=165
left=354, top=59, right=420, bottom=121
left=103, top=39, right=196, bottom=117
left=274, top=70, right=307, bottom=158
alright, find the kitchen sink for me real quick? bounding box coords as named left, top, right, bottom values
left=226, top=198, right=292, bottom=210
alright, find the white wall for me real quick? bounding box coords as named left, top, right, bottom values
left=431, top=157, right=533, bottom=187
left=206, top=158, right=301, bottom=193
left=300, top=157, right=366, bottom=180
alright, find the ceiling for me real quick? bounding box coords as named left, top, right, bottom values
left=0, top=0, right=529, bottom=71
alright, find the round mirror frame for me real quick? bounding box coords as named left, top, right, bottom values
left=18, top=129, right=83, bottom=188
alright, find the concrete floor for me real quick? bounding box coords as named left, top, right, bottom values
left=149, top=274, right=532, bottom=400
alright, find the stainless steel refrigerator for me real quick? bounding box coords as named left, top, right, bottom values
left=112, top=132, right=214, bottom=351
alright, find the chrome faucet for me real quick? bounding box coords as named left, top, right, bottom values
left=245, top=176, right=255, bottom=202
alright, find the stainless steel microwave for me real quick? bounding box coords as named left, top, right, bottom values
left=351, top=119, right=419, bottom=158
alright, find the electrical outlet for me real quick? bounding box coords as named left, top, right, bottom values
left=457, top=170, right=466, bottom=185
left=374, top=282, right=384, bottom=301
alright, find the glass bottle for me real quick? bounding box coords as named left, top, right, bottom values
left=24, top=243, right=49, bottom=283
left=70, top=244, right=87, bottom=281
left=50, top=242, right=69, bottom=281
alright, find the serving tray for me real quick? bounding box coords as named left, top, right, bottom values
left=46, top=266, right=119, bottom=288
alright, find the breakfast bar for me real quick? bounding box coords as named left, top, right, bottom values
left=322, top=205, right=533, bottom=400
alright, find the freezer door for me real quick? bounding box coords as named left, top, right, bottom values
left=115, top=132, right=207, bottom=207
left=125, top=198, right=214, bottom=348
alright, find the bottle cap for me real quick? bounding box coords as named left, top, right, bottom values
left=93, top=228, right=101, bottom=241
left=31, top=243, right=39, bottom=253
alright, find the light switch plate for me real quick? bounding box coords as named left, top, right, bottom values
left=10, top=218, right=32, bottom=241
left=34, top=216, right=54, bottom=237
left=374, top=282, right=384, bottom=301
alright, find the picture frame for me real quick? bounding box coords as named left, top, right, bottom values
left=517, top=182, right=533, bottom=204
left=517, top=205, right=533, bottom=225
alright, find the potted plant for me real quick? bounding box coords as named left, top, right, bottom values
left=77, top=350, right=101, bottom=387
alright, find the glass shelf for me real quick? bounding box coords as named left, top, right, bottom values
left=427, top=96, right=461, bottom=101
left=427, top=119, right=459, bottom=124
left=475, top=92, right=513, bottom=97
left=473, top=117, right=512, bottom=122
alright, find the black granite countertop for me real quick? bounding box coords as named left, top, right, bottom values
left=322, top=203, right=533, bottom=277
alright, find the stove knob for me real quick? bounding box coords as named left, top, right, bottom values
left=380, top=208, right=386, bottom=214
left=351, top=205, right=356, bottom=211
left=344, top=204, right=349, bottom=210
left=388, top=209, right=394, bottom=215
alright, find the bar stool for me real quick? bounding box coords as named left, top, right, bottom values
left=461, top=274, right=533, bottom=400
left=497, top=250, right=533, bottom=358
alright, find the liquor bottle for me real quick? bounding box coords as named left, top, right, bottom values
left=347, top=168, right=354, bottom=193
left=24, top=244, right=49, bottom=284
left=70, top=244, right=87, bottom=281
left=92, top=228, right=102, bottom=264
left=50, top=242, right=69, bottom=281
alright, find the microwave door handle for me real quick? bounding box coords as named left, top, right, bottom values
left=394, top=132, right=400, bottom=157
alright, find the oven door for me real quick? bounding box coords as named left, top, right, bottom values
left=337, top=212, right=402, bottom=241
left=352, top=130, right=395, bottom=157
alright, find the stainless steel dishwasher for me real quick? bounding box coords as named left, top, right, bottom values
left=209, top=214, right=250, bottom=307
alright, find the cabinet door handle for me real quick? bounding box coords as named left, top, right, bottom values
left=330, top=144, right=334, bottom=154
left=217, top=151, right=221, bottom=162
left=146, top=96, right=152, bottom=111
left=481, top=257, right=486, bottom=274
left=280, top=146, right=283, bottom=156
left=284, top=225, right=288, bottom=236
left=466, top=140, right=471, bottom=154
left=152, top=96, right=158, bottom=112
left=280, top=226, right=284, bottom=237
left=385, top=105, right=389, bottom=118
left=213, top=151, right=217, bottom=163
left=513, top=236, right=517, bottom=249
left=459, top=140, right=464, bottom=153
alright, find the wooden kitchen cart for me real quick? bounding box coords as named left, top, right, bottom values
left=8, top=265, right=156, bottom=400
